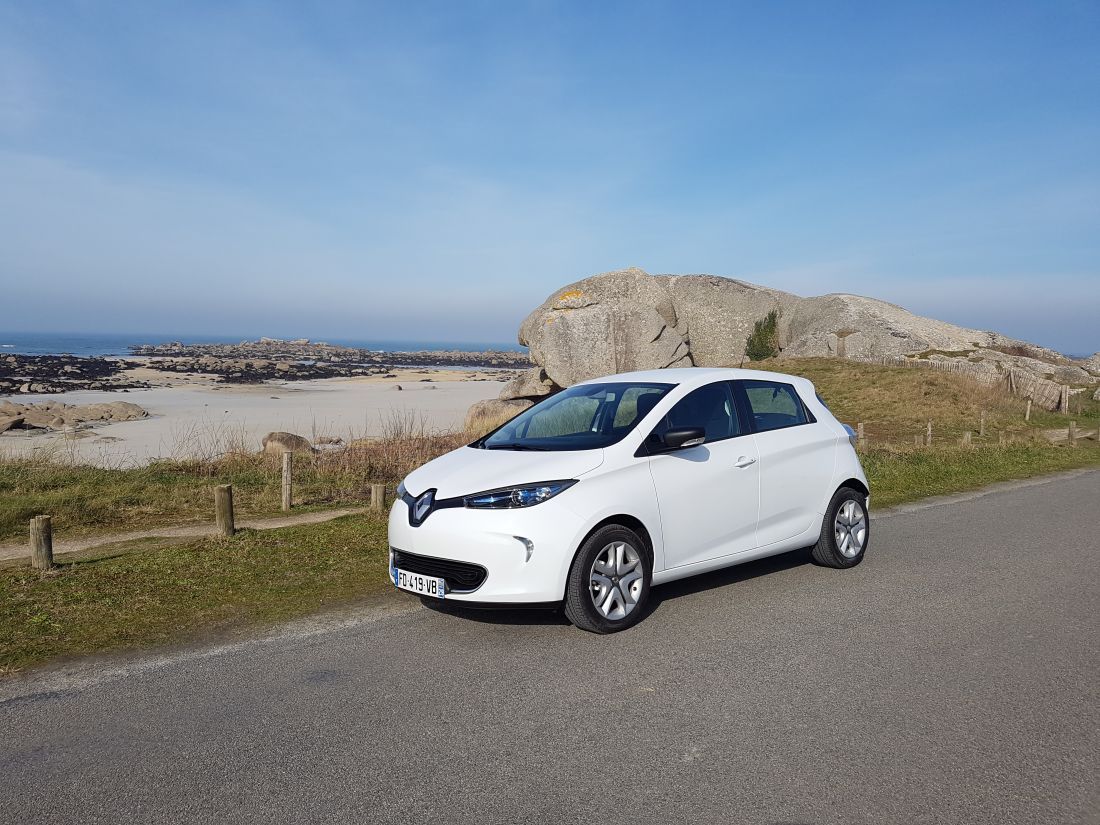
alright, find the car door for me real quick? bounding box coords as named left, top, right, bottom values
left=736, top=379, right=837, bottom=547
left=646, top=380, right=760, bottom=569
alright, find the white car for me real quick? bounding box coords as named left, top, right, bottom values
left=389, top=367, right=870, bottom=633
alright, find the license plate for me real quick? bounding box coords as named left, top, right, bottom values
left=393, top=567, right=446, bottom=599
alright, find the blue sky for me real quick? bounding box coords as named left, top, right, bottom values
left=1, top=1, right=1097, bottom=352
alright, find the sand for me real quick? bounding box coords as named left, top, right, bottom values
left=1, top=372, right=505, bottom=467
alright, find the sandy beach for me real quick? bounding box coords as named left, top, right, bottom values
left=1, top=370, right=505, bottom=466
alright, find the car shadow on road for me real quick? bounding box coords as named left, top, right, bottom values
left=419, top=547, right=816, bottom=628
left=418, top=597, right=571, bottom=626
left=640, top=546, right=815, bottom=620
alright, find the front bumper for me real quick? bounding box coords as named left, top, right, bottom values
left=387, top=495, right=586, bottom=603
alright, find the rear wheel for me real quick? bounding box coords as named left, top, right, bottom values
left=812, top=487, right=869, bottom=568
left=564, top=524, right=651, bottom=634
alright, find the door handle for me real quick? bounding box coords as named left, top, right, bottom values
left=734, top=456, right=757, bottom=468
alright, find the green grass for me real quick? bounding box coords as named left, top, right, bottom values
left=0, top=457, right=292, bottom=542
left=2, top=358, right=1099, bottom=674
left=3, top=441, right=1098, bottom=675
left=0, top=513, right=390, bottom=673
left=863, top=442, right=1100, bottom=509
left=0, top=431, right=464, bottom=542
left=5, top=359, right=1094, bottom=544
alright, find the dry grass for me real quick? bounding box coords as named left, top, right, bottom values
left=464, top=405, right=520, bottom=438
left=861, top=441, right=1100, bottom=508
left=757, top=357, right=1083, bottom=444
left=2, top=360, right=1095, bottom=545
left=0, top=408, right=520, bottom=543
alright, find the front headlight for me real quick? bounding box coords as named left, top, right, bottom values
left=464, top=480, right=577, bottom=509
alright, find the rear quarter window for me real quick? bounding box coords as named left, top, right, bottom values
left=742, top=380, right=809, bottom=432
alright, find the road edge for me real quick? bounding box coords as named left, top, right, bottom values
left=872, top=466, right=1099, bottom=520
left=4, top=466, right=1098, bottom=703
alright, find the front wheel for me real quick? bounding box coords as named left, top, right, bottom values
left=564, top=525, right=651, bottom=634
left=812, top=487, right=870, bottom=568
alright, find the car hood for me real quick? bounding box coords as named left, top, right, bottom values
left=402, top=446, right=605, bottom=499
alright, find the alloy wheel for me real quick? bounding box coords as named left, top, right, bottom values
left=589, top=541, right=643, bottom=620
left=834, top=499, right=867, bottom=558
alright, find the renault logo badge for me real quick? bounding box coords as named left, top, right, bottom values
left=413, top=490, right=435, bottom=525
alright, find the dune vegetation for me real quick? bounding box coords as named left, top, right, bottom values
left=2, top=359, right=1098, bottom=672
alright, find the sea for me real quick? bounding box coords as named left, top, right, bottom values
left=0, top=332, right=526, bottom=358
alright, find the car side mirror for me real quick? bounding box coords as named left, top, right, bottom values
left=663, top=427, right=706, bottom=450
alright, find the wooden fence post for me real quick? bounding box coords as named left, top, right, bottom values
left=979, top=411, right=985, bottom=438
left=925, top=420, right=933, bottom=447
left=370, top=483, right=386, bottom=512
left=1068, top=421, right=1077, bottom=446
left=1025, top=399, right=1032, bottom=422
left=998, top=430, right=1006, bottom=446
left=961, top=431, right=972, bottom=447
left=914, top=434, right=923, bottom=447
left=856, top=422, right=865, bottom=449
left=30, top=515, right=54, bottom=570
left=215, top=484, right=235, bottom=537
left=281, top=451, right=293, bottom=512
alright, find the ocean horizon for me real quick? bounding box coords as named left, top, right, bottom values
left=0, top=331, right=527, bottom=359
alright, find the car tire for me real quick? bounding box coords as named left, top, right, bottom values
left=564, top=524, right=651, bottom=634
left=811, top=486, right=870, bottom=568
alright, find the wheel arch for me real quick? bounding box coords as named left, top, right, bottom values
left=563, top=513, right=656, bottom=596
left=838, top=477, right=869, bottom=498
left=586, top=513, right=654, bottom=559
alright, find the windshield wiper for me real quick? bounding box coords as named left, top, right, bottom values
left=485, top=443, right=550, bottom=451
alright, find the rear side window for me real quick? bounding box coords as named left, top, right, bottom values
left=649, top=381, right=742, bottom=445
left=742, top=380, right=808, bottom=432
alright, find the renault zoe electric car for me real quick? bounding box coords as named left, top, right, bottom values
left=389, top=367, right=870, bottom=633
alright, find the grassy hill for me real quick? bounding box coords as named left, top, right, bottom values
left=762, top=357, right=1098, bottom=444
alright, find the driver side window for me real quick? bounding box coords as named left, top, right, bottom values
left=648, top=381, right=741, bottom=447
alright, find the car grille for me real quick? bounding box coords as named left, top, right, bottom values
left=392, top=549, right=487, bottom=593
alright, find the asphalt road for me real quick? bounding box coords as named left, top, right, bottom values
left=2, top=471, right=1098, bottom=824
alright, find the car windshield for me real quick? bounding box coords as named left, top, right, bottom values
left=475, top=382, right=674, bottom=451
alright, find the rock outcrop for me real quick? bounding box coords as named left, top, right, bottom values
left=518, top=270, right=693, bottom=389
left=0, top=401, right=148, bottom=432
left=505, top=267, right=1098, bottom=402
left=261, top=431, right=316, bottom=455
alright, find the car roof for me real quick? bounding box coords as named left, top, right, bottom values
left=577, top=366, right=814, bottom=391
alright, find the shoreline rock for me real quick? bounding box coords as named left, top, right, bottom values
left=131, top=338, right=531, bottom=373
left=1, top=342, right=530, bottom=396
left=0, top=401, right=148, bottom=433
left=1, top=354, right=149, bottom=396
